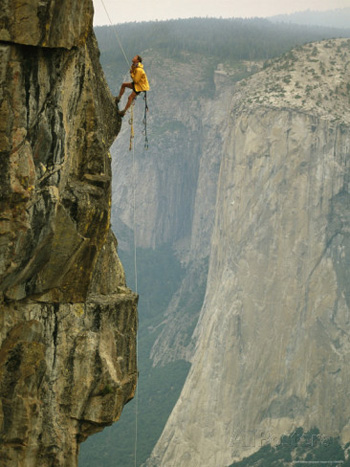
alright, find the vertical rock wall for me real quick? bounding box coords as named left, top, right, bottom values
left=0, top=2, right=137, bottom=466
left=148, top=40, right=350, bottom=466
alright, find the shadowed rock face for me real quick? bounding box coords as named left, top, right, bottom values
left=0, top=2, right=137, bottom=466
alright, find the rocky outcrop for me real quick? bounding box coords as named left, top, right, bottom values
left=0, top=2, right=137, bottom=466
left=148, top=39, right=350, bottom=466
left=0, top=0, right=93, bottom=48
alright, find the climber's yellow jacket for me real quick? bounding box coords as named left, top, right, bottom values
left=130, top=63, right=150, bottom=92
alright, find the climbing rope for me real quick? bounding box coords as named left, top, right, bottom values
left=129, top=102, right=135, bottom=151
left=129, top=94, right=149, bottom=151
left=99, top=0, right=129, bottom=67
left=98, top=2, right=139, bottom=465
left=143, top=92, right=149, bottom=150
left=132, top=125, right=139, bottom=467
left=99, top=0, right=150, bottom=150
left=100, top=0, right=150, bottom=150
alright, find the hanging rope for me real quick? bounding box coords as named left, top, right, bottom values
left=98, top=2, right=139, bottom=464
left=129, top=94, right=150, bottom=151
left=99, top=0, right=150, bottom=150
left=143, top=92, right=149, bottom=150
left=132, top=126, right=139, bottom=467
left=129, top=102, right=135, bottom=151
left=99, top=0, right=129, bottom=67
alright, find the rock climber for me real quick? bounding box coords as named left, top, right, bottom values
left=116, top=55, right=150, bottom=117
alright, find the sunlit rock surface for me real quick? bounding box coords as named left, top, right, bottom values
left=0, top=0, right=93, bottom=48
left=0, top=1, right=137, bottom=466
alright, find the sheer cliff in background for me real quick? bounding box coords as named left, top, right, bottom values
left=148, top=38, right=350, bottom=466
left=0, top=1, right=137, bottom=466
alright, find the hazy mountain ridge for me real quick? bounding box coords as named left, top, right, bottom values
left=270, top=7, right=350, bottom=29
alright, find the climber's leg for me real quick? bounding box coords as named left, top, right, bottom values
left=116, top=82, right=133, bottom=103
left=118, top=91, right=137, bottom=117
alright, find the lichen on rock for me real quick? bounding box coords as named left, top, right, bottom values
left=0, top=2, right=137, bottom=466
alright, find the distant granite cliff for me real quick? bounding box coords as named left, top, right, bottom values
left=147, top=39, right=350, bottom=466
left=111, top=52, right=235, bottom=366
left=0, top=1, right=137, bottom=466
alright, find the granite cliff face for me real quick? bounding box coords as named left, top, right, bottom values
left=0, top=2, right=137, bottom=466
left=111, top=52, right=235, bottom=366
left=147, top=39, right=350, bottom=466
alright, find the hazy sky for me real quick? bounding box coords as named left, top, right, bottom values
left=93, top=0, right=349, bottom=25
